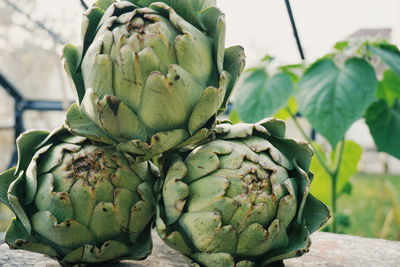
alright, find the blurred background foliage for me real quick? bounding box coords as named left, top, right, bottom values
left=1, top=0, right=400, bottom=242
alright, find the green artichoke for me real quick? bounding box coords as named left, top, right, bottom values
left=156, top=119, right=330, bottom=267
left=63, top=0, right=245, bottom=159
left=0, top=126, right=157, bottom=266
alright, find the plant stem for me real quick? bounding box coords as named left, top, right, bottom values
left=331, top=174, right=338, bottom=232
left=286, top=108, right=333, bottom=176
left=330, top=139, right=345, bottom=233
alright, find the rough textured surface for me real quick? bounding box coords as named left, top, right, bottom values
left=1, top=231, right=399, bottom=267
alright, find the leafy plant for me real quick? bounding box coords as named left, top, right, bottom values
left=232, top=40, right=400, bottom=232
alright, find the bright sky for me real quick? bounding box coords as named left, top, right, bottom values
left=218, top=0, right=400, bottom=66
left=4, top=0, right=400, bottom=68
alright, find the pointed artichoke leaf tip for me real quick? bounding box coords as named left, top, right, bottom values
left=258, top=118, right=286, bottom=139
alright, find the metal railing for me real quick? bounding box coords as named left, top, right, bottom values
left=0, top=73, right=69, bottom=168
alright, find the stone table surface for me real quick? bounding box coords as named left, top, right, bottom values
left=1, top=231, right=399, bottom=267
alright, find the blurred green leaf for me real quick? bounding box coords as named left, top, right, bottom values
left=278, top=63, right=305, bottom=83
left=336, top=213, right=351, bottom=228
left=341, top=182, right=353, bottom=196
left=278, top=63, right=304, bottom=71
left=310, top=141, right=362, bottom=207
left=368, top=43, right=400, bottom=76
left=261, top=54, right=274, bottom=62
left=235, top=68, right=294, bottom=123
left=297, top=58, right=377, bottom=148
left=377, top=70, right=400, bottom=107
left=365, top=99, right=400, bottom=159
left=336, top=141, right=362, bottom=194
left=273, top=97, right=298, bottom=120
left=334, top=41, right=350, bottom=51
left=228, top=109, right=241, bottom=124
left=310, top=143, right=331, bottom=206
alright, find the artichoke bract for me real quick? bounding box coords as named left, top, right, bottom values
left=0, top=127, right=157, bottom=266
left=63, top=0, right=245, bottom=159
left=156, top=119, right=330, bottom=267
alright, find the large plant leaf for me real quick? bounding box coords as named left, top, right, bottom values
left=297, top=58, right=377, bottom=148
left=368, top=44, right=400, bottom=76
left=235, top=68, right=294, bottom=123
left=365, top=100, right=400, bottom=159
left=310, top=141, right=362, bottom=207
left=377, top=70, right=400, bottom=107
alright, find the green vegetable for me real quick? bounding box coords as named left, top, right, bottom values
left=156, top=119, right=330, bottom=266
left=63, top=0, right=245, bottom=159
left=0, top=126, right=157, bottom=266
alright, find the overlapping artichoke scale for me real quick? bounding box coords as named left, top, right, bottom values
left=156, top=118, right=330, bottom=266
left=65, top=67, right=230, bottom=159
left=79, top=0, right=217, bottom=107
left=62, top=0, right=245, bottom=158
left=64, top=0, right=245, bottom=104
left=0, top=126, right=157, bottom=266
left=83, top=1, right=220, bottom=86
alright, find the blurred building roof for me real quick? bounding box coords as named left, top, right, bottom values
left=348, top=28, right=392, bottom=40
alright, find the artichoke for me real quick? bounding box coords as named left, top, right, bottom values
left=63, top=0, right=245, bottom=159
left=156, top=119, right=330, bottom=267
left=0, top=126, right=157, bottom=266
